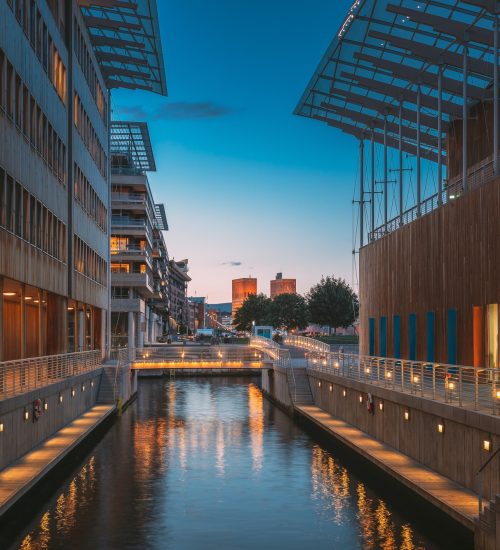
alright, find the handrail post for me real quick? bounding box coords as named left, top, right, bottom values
left=474, top=369, right=479, bottom=410
left=459, top=368, right=463, bottom=407
left=420, top=363, right=424, bottom=397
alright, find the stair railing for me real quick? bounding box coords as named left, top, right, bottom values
left=477, top=446, right=500, bottom=514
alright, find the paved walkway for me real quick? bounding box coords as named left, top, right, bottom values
left=0, top=404, right=115, bottom=516
left=296, top=404, right=478, bottom=530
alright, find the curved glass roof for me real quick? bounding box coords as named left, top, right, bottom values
left=295, top=0, right=498, bottom=163
left=79, top=0, right=167, bottom=96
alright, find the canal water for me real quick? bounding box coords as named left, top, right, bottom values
left=10, top=378, right=448, bottom=549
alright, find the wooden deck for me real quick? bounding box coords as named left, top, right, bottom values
left=296, top=404, right=478, bottom=531
left=0, top=404, right=115, bottom=517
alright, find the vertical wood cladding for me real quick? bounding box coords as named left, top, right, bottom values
left=360, top=175, right=500, bottom=366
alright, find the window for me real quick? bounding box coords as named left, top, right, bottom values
left=15, top=73, right=21, bottom=127
left=22, top=85, right=28, bottom=136
left=5, top=175, right=13, bottom=231
left=0, top=168, right=4, bottom=227
left=6, top=62, right=13, bottom=118
left=0, top=50, right=5, bottom=110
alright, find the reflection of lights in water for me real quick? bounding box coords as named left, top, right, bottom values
left=21, top=511, right=51, bottom=550
left=248, top=384, right=264, bottom=472
left=375, top=500, right=396, bottom=549
left=356, top=482, right=376, bottom=548
left=216, top=422, right=225, bottom=476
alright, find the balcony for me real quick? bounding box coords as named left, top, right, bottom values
left=111, top=272, right=154, bottom=295
left=111, top=247, right=152, bottom=266
left=111, top=218, right=152, bottom=243
left=111, top=297, right=144, bottom=313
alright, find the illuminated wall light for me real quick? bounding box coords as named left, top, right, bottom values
left=91, top=380, right=94, bottom=388
left=0, top=422, right=4, bottom=432
left=59, top=393, right=63, bottom=403
left=342, top=389, right=347, bottom=397
left=329, top=385, right=333, bottom=392
left=448, top=382, right=455, bottom=391
left=334, top=362, right=340, bottom=368
left=43, top=400, right=48, bottom=411
left=322, top=360, right=327, bottom=366
left=496, top=390, right=500, bottom=399
left=82, top=384, right=85, bottom=391
left=71, top=388, right=75, bottom=397
left=483, top=438, right=492, bottom=452
left=3, top=292, right=16, bottom=296
left=379, top=402, right=384, bottom=411
left=437, top=422, right=444, bottom=434
left=24, top=409, right=29, bottom=421
left=386, top=371, right=392, bottom=379
left=365, top=367, right=370, bottom=374
left=318, top=381, right=321, bottom=388
left=404, top=409, right=410, bottom=421
left=413, top=376, right=420, bottom=384
left=359, top=395, right=363, bottom=403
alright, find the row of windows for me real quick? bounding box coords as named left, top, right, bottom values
left=73, top=18, right=107, bottom=124
left=74, top=235, right=107, bottom=286
left=0, top=48, right=67, bottom=186
left=74, top=92, right=108, bottom=179
left=74, top=163, right=107, bottom=233
left=111, top=263, right=147, bottom=274
left=6, top=0, right=67, bottom=104
left=0, top=165, right=67, bottom=263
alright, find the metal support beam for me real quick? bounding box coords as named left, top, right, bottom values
left=494, top=15, right=499, bottom=176
left=417, top=83, right=422, bottom=217
left=359, top=139, right=365, bottom=248
left=371, top=130, right=375, bottom=239
left=384, top=115, right=388, bottom=230
left=399, top=101, right=403, bottom=226
left=463, top=43, right=469, bottom=193
left=438, top=65, right=443, bottom=205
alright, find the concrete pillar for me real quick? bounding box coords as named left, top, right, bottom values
left=127, top=311, right=135, bottom=360
left=138, top=312, right=144, bottom=349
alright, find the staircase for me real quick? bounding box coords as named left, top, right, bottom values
left=97, top=365, right=117, bottom=404
left=287, top=367, right=314, bottom=405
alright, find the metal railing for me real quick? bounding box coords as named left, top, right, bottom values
left=250, top=336, right=291, bottom=367
left=369, top=157, right=497, bottom=243
left=477, top=447, right=500, bottom=514
left=0, top=350, right=102, bottom=399
left=133, top=345, right=264, bottom=367
left=305, top=351, right=500, bottom=415
left=283, top=334, right=330, bottom=354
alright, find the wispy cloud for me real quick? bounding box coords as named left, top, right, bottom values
left=119, top=101, right=234, bottom=121
left=221, top=261, right=242, bottom=266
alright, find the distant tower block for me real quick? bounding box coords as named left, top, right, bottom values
left=270, top=273, right=296, bottom=299
left=232, top=278, right=257, bottom=317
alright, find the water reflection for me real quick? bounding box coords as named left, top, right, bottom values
left=13, top=378, right=440, bottom=550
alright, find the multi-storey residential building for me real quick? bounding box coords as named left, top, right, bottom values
left=0, top=0, right=166, bottom=360
left=169, top=259, right=191, bottom=332
left=110, top=121, right=169, bottom=348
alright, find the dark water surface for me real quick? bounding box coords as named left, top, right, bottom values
left=10, top=377, right=447, bottom=549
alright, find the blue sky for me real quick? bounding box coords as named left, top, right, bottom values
left=112, top=0, right=357, bottom=303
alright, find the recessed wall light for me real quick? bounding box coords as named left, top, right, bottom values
left=342, top=389, right=347, bottom=397
left=379, top=402, right=384, bottom=411
left=483, top=438, right=492, bottom=452
left=404, top=409, right=410, bottom=421
left=438, top=422, right=444, bottom=434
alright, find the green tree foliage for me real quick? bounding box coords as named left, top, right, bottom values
left=233, top=293, right=272, bottom=331
left=270, top=293, right=309, bottom=331
left=307, top=276, right=358, bottom=332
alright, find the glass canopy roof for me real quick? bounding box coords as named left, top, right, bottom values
left=78, top=0, right=167, bottom=96
left=295, top=0, right=498, bottom=163
left=110, top=121, right=156, bottom=172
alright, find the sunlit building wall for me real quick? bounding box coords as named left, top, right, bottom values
left=270, top=273, right=296, bottom=299
left=232, top=277, right=257, bottom=318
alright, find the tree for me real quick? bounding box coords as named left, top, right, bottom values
left=307, top=276, right=358, bottom=333
left=233, top=293, right=272, bottom=332
left=270, top=293, right=309, bottom=331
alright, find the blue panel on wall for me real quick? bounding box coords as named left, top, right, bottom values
left=447, top=309, right=457, bottom=365
left=426, top=311, right=435, bottom=362
left=409, top=313, right=417, bottom=360
left=369, top=318, right=375, bottom=356
left=393, top=315, right=401, bottom=359
left=380, top=317, right=387, bottom=357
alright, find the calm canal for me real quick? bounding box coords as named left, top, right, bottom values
left=9, top=377, right=451, bottom=549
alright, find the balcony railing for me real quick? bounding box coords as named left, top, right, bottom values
left=283, top=334, right=330, bottom=354
left=368, top=157, right=497, bottom=243
left=0, top=350, right=102, bottom=399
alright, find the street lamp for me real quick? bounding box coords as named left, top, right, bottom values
left=252, top=320, right=255, bottom=335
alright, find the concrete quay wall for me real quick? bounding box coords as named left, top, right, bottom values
left=0, top=370, right=102, bottom=471
left=306, top=369, right=500, bottom=502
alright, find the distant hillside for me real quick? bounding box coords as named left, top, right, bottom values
left=207, top=303, right=232, bottom=313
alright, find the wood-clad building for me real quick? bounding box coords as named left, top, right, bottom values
left=0, top=0, right=166, bottom=361
left=295, top=1, right=500, bottom=368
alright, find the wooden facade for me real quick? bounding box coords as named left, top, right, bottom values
left=360, top=173, right=500, bottom=367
